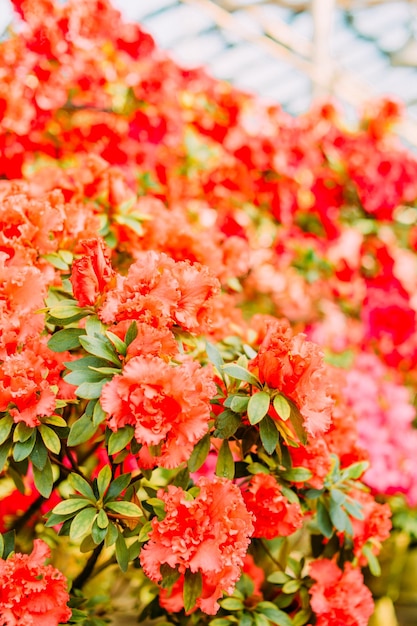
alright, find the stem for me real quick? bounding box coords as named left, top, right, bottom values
left=72, top=542, right=104, bottom=590
left=87, top=554, right=117, bottom=581
left=259, top=538, right=285, bottom=570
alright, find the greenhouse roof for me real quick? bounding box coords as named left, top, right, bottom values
left=2, top=0, right=417, bottom=144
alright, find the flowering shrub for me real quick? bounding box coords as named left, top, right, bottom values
left=1, top=1, right=417, bottom=625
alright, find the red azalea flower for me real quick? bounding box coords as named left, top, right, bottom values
left=288, top=437, right=332, bottom=490
left=309, top=559, right=374, bottom=626
left=241, top=473, right=303, bottom=539
left=101, top=354, right=216, bottom=468
left=0, top=539, right=72, bottom=626
left=251, top=318, right=333, bottom=437
left=70, top=237, right=115, bottom=307
left=140, top=477, right=254, bottom=615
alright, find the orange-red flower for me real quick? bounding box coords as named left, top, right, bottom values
left=241, top=473, right=303, bottom=539
left=0, top=337, right=69, bottom=427
left=140, top=477, right=254, bottom=615
left=288, top=437, right=332, bottom=490
left=0, top=539, right=71, bottom=626
left=252, top=318, right=333, bottom=437
left=99, top=251, right=220, bottom=333
left=70, top=237, right=115, bottom=307
left=347, top=488, right=392, bottom=563
left=309, top=559, right=374, bottom=626
left=101, top=354, right=216, bottom=468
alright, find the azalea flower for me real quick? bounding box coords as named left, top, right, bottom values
left=251, top=318, right=333, bottom=437
left=241, top=473, right=303, bottom=539
left=101, top=354, right=216, bottom=468
left=309, top=558, right=374, bottom=626
left=0, top=337, right=69, bottom=427
left=70, top=237, right=115, bottom=307
left=0, top=539, right=71, bottom=626
left=98, top=251, right=220, bottom=333
left=140, top=477, right=254, bottom=615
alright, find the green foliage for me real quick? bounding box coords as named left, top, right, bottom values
left=183, top=570, right=203, bottom=613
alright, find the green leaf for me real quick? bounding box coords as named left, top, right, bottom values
left=13, top=422, right=33, bottom=443
left=292, top=609, right=312, bottom=626
left=68, top=473, right=96, bottom=502
left=257, top=601, right=294, bottom=626
left=33, top=457, right=53, bottom=498
left=329, top=497, right=350, bottom=533
left=344, top=497, right=364, bottom=520
left=259, top=414, right=279, bottom=454
left=247, top=462, right=270, bottom=475
left=267, top=571, right=290, bottom=585
left=29, top=435, right=48, bottom=470
left=288, top=402, right=308, bottom=445
left=115, top=532, right=129, bottom=572
left=282, top=579, right=301, bottom=594
left=206, top=342, right=225, bottom=379
left=68, top=414, right=98, bottom=447
left=215, top=439, right=235, bottom=479
left=97, top=465, right=112, bottom=498
left=247, top=391, right=270, bottom=425
left=59, top=250, right=73, bottom=265
left=85, top=315, right=106, bottom=337
left=106, top=501, right=142, bottom=518
left=93, top=401, right=107, bottom=426
left=172, top=466, right=190, bottom=489
left=13, top=431, right=36, bottom=462
left=305, top=488, right=324, bottom=500
left=97, top=509, right=109, bottom=529
left=138, top=520, right=152, bottom=543
left=160, top=563, right=181, bottom=589
left=108, top=426, right=134, bottom=455
left=76, top=379, right=108, bottom=400
left=362, top=544, right=381, bottom=576
left=222, top=364, right=260, bottom=387
left=47, top=328, right=86, bottom=352
left=273, top=394, right=291, bottom=421
left=125, top=321, right=138, bottom=347
left=53, top=498, right=92, bottom=516
left=219, top=597, right=244, bottom=611
left=254, top=614, right=270, bottom=626
left=229, top=395, right=250, bottom=413
left=280, top=467, right=313, bottom=483
left=0, top=530, right=15, bottom=559
left=104, top=473, right=131, bottom=502
left=0, top=440, right=11, bottom=472
left=105, top=521, right=119, bottom=547
left=79, top=335, right=121, bottom=367
left=106, top=331, right=127, bottom=356
left=214, top=409, right=241, bottom=439
left=330, top=488, right=346, bottom=505
left=183, top=570, right=202, bottom=613
left=146, top=498, right=166, bottom=520
left=70, top=507, right=97, bottom=542
left=64, top=355, right=111, bottom=372
left=42, top=252, right=69, bottom=271
left=64, top=368, right=105, bottom=386
left=340, top=460, right=370, bottom=481
left=0, top=415, right=14, bottom=445
left=43, top=415, right=67, bottom=427
left=39, top=424, right=61, bottom=454
left=91, top=518, right=108, bottom=545
left=48, top=301, right=90, bottom=323
left=188, top=433, right=210, bottom=472
left=316, top=499, right=333, bottom=538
